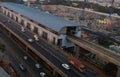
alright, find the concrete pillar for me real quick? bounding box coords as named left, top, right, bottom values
left=9, top=32, right=11, bottom=37
left=53, top=69, right=56, bottom=76
left=25, top=46, right=28, bottom=52
left=117, top=66, right=120, bottom=77
left=75, top=45, right=80, bottom=59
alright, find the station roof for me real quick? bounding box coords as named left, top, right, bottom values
left=2, top=2, right=79, bottom=32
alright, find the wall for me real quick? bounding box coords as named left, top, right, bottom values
left=75, top=31, right=81, bottom=37
left=58, top=34, right=74, bottom=48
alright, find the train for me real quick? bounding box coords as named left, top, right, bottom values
left=68, top=56, right=85, bottom=73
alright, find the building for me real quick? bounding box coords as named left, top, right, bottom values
left=109, top=45, right=120, bottom=54
left=1, top=2, right=81, bottom=49
left=23, top=0, right=37, bottom=2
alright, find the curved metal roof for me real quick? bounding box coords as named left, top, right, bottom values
left=2, top=2, right=79, bottom=32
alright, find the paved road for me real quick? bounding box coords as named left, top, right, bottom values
left=0, top=29, right=49, bottom=77
left=0, top=30, right=31, bottom=77
left=0, top=12, right=99, bottom=77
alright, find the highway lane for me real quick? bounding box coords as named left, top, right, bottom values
left=8, top=20, right=82, bottom=77
left=5, top=19, right=82, bottom=77
left=0, top=31, right=30, bottom=77
left=6, top=21, right=68, bottom=63
left=0, top=12, right=99, bottom=77
left=0, top=13, right=82, bottom=77
left=3, top=21, right=68, bottom=65
left=0, top=30, right=49, bottom=77
left=5, top=22, right=84, bottom=77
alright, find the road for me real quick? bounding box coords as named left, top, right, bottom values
left=0, top=29, right=49, bottom=77
left=0, top=12, right=99, bottom=77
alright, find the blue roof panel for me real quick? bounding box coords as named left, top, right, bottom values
left=2, top=2, right=79, bottom=32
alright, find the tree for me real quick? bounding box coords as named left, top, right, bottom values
left=103, top=63, right=117, bottom=77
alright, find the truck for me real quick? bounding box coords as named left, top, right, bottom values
left=68, top=56, right=85, bottom=73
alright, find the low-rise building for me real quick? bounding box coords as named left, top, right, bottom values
left=1, top=2, right=81, bottom=49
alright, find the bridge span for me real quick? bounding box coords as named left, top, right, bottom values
left=67, top=36, right=120, bottom=77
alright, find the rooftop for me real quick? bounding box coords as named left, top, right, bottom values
left=2, top=2, right=79, bottom=32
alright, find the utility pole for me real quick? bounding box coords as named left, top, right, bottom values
left=109, top=0, right=114, bottom=20
left=79, top=0, right=87, bottom=20
left=105, top=0, right=115, bottom=31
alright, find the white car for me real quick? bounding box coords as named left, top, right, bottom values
left=23, top=56, right=28, bottom=60
left=28, top=38, right=34, bottom=42
left=62, top=64, right=70, bottom=70
left=40, top=72, right=46, bottom=77
left=21, top=26, right=25, bottom=32
left=35, top=63, right=40, bottom=69
left=34, top=35, right=39, bottom=41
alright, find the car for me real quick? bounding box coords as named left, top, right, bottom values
left=23, top=56, right=28, bottom=60
left=62, top=64, right=70, bottom=70
left=35, top=63, right=40, bottom=69
left=34, top=35, right=39, bottom=41
left=40, top=72, right=46, bottom=77
left=7, top=20, right=10, bottom=22
left=21, top=27, right=25, bottom=32
left=19, top=64, right=25, bottom=71
left=28, top=38, right=34, bottom=42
